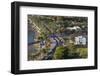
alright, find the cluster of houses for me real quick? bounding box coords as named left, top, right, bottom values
left=74, top=35, right=87, bottom=45
left=66, top=26, right=87, bottom=46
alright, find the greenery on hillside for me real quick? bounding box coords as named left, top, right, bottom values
left=28, top=15, right=88, bottom=60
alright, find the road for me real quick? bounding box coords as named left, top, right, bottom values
left=42, top=34, right=64, bottom=60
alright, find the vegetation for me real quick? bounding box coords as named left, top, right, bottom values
left=77, top=48, right=88, bottom=58
left=53, top=44, right=87, bottom=59
left=28, top=15, right=88, bottom=60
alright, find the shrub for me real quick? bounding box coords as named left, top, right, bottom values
left=53, top=46, right=69, bottom=59
left=77, top=48, right=88, bottom=58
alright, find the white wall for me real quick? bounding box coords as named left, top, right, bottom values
left=0, top=0, right=99, bottom=76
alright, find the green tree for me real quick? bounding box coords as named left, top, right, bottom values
left=53, top=46, right=69, bottom=59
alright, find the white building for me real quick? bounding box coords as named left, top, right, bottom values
left=74, top=35, right=86, bottom=45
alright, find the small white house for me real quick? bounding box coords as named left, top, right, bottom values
left=75, top=37, right=80, bottom=45
left=74, top=35, right=86, bottom=45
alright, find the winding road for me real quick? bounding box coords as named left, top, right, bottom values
left=42, top=34, right=64, bottom=60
